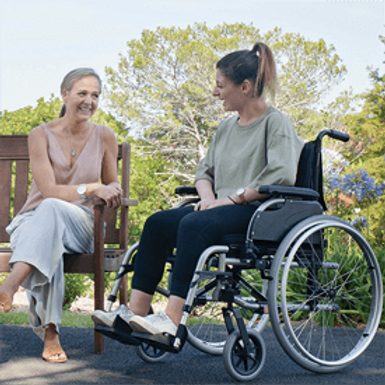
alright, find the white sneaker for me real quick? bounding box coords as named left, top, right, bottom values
left=92, top=305, right=135, bottom=327
left=129, top=311, right=177, bottom=336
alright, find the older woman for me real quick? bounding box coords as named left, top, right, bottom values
left=92, top=42, right=304, bottom=337
left=0, top=68, right=122, bottom=363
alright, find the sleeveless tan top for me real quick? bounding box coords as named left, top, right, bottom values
left=18, top=123, right=104, bottom=215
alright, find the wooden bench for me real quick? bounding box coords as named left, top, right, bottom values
left=0, top=135, right=138, bottom=353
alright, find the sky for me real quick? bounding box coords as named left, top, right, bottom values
left=1, top=0, right=384, bottom=113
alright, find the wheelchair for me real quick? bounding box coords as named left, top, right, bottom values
left=95, top=129, right=383, bottom=381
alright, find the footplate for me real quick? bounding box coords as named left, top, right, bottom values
left=94, top=315, right=141, bottom=346
left=131, top=324, right=188, bottom=353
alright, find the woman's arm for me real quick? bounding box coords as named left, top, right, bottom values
left=194, top=179, right=216, bottom=211
left=95, top=127, right=122, bottom=208
left=195, top=183, right=267, bottom=211
left=228, top=188, right=267, bottom=206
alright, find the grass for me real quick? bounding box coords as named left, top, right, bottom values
left=0, top=310, right=94, bottom=328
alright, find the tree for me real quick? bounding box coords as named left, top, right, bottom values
left=104, top=22, right=347, bottom=183
left=342, top=64, right=385, bottom=247
left=0, top=95, right=126, bottom=137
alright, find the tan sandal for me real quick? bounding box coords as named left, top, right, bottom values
left=0, top=292, right=12, bottom=313
left=42, top=344, right=68, bottom=363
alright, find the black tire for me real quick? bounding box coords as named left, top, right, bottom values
left=223, top=329, right=266, bottom=381
left=268, top=215, right=383, bottom=373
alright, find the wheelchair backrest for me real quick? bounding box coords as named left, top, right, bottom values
left=295, top=138, right=327, bottom=210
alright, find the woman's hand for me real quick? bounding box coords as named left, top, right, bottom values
left=94, top=183, right=122, bottom=209
left=195, top=197, right=234, bottom=211
left=194, top=197, right=217, bottom=211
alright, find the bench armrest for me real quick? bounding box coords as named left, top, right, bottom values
left=92, top=197, right=138, bottom=207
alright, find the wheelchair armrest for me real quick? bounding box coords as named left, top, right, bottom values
left=259, top=185, right=320, bottom=200
left=175, top=186, right=198, bottom=196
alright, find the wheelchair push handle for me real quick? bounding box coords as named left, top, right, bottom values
left=318, top=129, right=350, bottom=143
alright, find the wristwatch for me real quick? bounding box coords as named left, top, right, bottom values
left=236, top=188, right=247, bottom=205
left=77, top=184, right=87, bottom=200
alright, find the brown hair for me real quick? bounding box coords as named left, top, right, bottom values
left=216, top=42, right=277, bottom=100
left=59, top=68, right=102, bottom=118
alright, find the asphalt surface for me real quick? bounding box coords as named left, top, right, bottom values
left=1, top=325, right=384, bottom=385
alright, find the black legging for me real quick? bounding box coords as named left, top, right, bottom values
left=132, top=204, right=256, bottom=299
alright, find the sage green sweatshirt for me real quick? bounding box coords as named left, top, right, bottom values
left=195, top=106, right=304, bottom=202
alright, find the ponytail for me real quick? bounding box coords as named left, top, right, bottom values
left=252, top=42, right=277, bottom=100
left=59, top=104, right=66, bottom=118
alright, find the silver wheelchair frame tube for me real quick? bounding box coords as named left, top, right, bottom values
left=105, top=242, right=140, bottom=312
left=245, top=198, right=285, bottom=242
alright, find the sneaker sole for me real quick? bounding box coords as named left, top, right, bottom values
left=129, top=319, right=176, bottom=336
left=129, top=319, right=158, bottom=335
left=91, top=315, right=113, bottom=327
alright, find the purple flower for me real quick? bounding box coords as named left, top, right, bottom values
left=338, top=169, right=384, bottom=202
left=352, top=216, right=368, bottom=228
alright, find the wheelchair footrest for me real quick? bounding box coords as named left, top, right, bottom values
left=131, top=324, right=188, bottom=354
left=95, top=316, right=141, bottom=346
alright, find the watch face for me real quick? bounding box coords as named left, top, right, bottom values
left=77, top=184, right=86, bottom=195
left=237, top=188, right=245, bottom=196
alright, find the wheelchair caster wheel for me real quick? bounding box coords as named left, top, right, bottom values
left=223, top=329, right=266, bottom=381
left=135, top=342, right=169, bottom=363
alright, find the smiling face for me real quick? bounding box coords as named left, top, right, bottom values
left=62, top=75, right=101, bottom=122
left=212, top=69, right=245, bottom=112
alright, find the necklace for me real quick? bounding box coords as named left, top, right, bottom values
left=64, top=124, right=89, bottom=157
left=65, top=129, right=77, bottom=157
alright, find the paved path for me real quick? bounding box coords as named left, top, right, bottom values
left=1, top=325, right=384, bottom=385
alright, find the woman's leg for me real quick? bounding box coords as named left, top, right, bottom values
left=0, top=262, right=33, bottom=312
left=42, top=323, right=67, bottom=363
left=127, top=289, right=153, bottom=316
left=166, top=205, right=256, bottom=323
left=128, top=205, right=256, bottom=334
left=6, top=198, right=94, bottom=361
left=92, top=207, right=194, bottom=327
left=131, top=206, right=194, bottom=296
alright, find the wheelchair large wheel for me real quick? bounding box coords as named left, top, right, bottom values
left=268, top=215, right=383, bottom=373
left=223, top=329, right=266, bottom=381
left=187, top=265, right=269, bottom=356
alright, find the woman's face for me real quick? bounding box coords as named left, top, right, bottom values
left=212, top=69, right=244, bottom=112
left=62, top=75, right=101, bottom=121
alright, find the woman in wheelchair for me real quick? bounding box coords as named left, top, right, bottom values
left=93, top=42, right=304, bottom=337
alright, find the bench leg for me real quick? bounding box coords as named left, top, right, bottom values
left=119, top=274, right=128, bottom=306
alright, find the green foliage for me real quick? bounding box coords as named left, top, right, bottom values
left=63, top=274, right=92, bottom=310
left=0, top=311, right=29, bottom=325
left=0, top=96, right=62, bottom=134
left=0, top=310, right=93, bottom=327
left=339, top=66, right=385, bottom=247
left=376, top=246, right=385, bottom=328
left=128, top=144, right=180, bottom=244
left=105, top=22, right=347, bottom=182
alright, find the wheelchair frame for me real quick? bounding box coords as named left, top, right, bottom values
left=95, top=130, right=383, bottom=381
